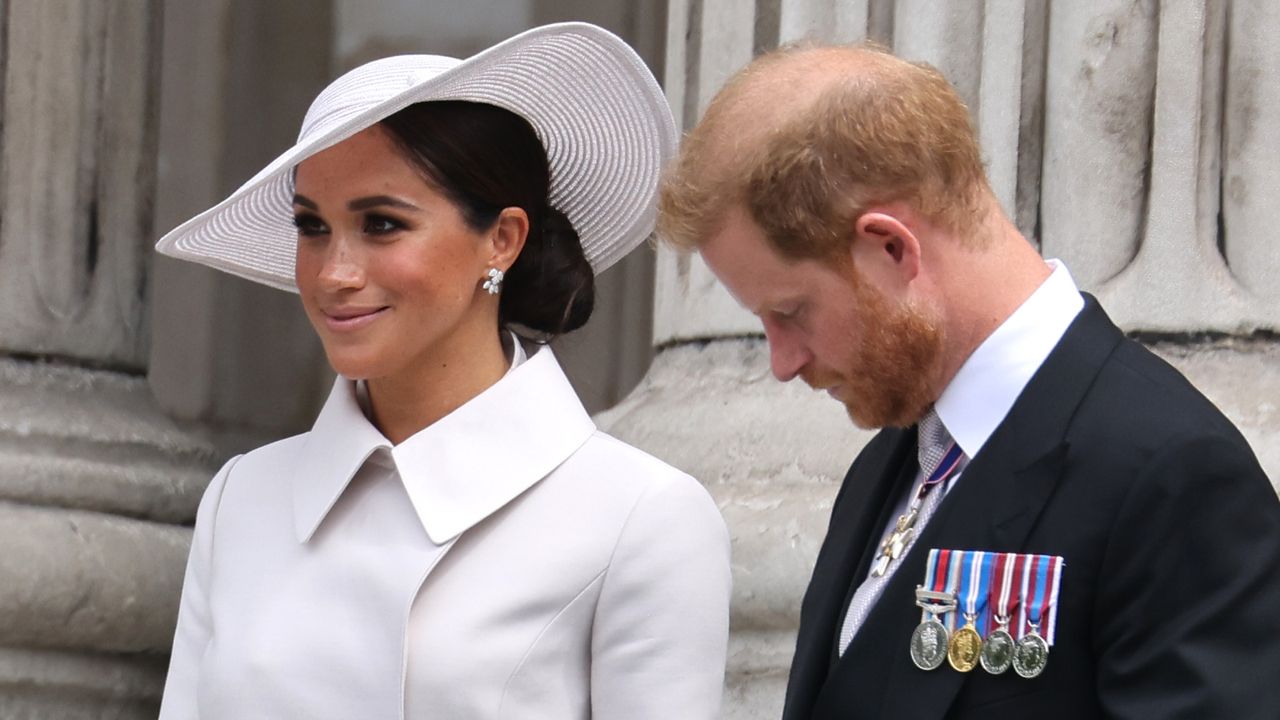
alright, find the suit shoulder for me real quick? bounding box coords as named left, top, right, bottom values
left=1082, top=338, right=1246, bottom=444
left=1065, top=339, right=1266, bottom=492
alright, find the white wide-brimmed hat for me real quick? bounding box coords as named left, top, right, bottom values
left=155, top=22, right=677, bottom=291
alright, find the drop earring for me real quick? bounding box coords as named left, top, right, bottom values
left=482, top=267, right=504, bottom=295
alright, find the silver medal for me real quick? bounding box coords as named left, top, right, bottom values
left=979, top=627, right=1015, bottom=674
left=910, top=618, right=949, bottom=671
left=1012, top=630, right=1049, bottom=678
left=911, top=587, right=957, bottom=671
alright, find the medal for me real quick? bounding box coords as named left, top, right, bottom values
left=911, top=588, right=956, bottom=671
left=910, top=550, right=957, bottom=671
left=981, top=626, right=1016, bottom=674
left=911, top=616, right=950, bottom=671
left=916, top=548, right=1065, bottom=677
left=980, top=552, right=1020, bottom=674
left=948, top=621, right=982, bottom=672
left=1011, top=554, right=1064, bottom=679
left=947, top=550, right=990, bottom=672
left=870, top=443, right=964, bottom=578
left=1012, top=628, right=1049, bottom=678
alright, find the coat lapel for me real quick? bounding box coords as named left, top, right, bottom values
left=811, top=297, right=1124, bottom=719
left=783, top=427, right=916, bottom=720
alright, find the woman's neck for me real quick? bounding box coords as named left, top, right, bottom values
left=364, top=328, right=511, bottom=445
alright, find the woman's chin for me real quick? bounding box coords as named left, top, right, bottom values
left=324, top=351, right=383, bottom=382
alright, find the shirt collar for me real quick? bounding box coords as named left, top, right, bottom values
left=934, top=259, right=1084, bottom=458
left=292, top=340, right=595, bottom=545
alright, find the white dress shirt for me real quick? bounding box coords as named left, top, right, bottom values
left=934, top=259, right=1085, bottom=459
left=159, top=342, right=732, bottom=719
left=839, top=260, right=1084, bottom=648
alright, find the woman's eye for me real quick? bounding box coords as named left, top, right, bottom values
left=292, top=213, right=327, bottom=237
left=364, top=214, right=403, bottom=235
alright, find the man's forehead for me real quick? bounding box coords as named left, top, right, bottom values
left=700, top=207, right=810, bottom=313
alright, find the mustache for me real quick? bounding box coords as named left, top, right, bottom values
left=800, top=368, right=841, bottom=390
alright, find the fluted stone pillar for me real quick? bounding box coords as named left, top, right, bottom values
left=598, top=1, right=1280, bottom=717
left=0, top=2, right=212, bottom=717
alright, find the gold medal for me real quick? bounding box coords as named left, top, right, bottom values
left=947, top=616, right=982, bottom=672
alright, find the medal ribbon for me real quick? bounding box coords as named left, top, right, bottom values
left=1045, top=555, right=1064, bottom=644
left=945, top=549, right=965, bottom=632
left=924, top=550, right=1064, bottom=642
left=1016, top=553, right=1036, bottom=639
left=920, top=548, right=951, bottom=624
left=956, top=550, right=976, bottom=633
left=962, top=550, right=993, bottom=635
left=986, top=551, right=1015, bottom=631
left=1028, top=554, right=1050, bottom=637
left=921, top=442, right=965, bottom=495
left=1019, top=553, right=1066, bottom=645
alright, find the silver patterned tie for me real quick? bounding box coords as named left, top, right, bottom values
left=838, top=409, right=961, bottom=655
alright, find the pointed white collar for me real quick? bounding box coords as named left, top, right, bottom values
left=934, top=259, right=1084, bottom=458
left=292, top=342, right=596, bottom=545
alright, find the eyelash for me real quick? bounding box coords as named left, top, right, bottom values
left=362, top=214, right=404, bottom=235
left=770, top=305, right=808, bottom=329
left=292, top=213, right=326, bottom=237
left=291, top=213, right=407, bottom=238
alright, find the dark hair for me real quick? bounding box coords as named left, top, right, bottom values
left=378, top=101, right=594, bottom=338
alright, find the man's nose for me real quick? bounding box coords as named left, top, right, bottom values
left=765, top=325, right=810, bottom=382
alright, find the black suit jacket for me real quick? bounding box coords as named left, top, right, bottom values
left=783, top=297, right=1280, bottom=719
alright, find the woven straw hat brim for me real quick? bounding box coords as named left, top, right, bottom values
left=154, top=22, right=676, bottom=292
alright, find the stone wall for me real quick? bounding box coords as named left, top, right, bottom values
left=600, top=1, right=1280, bottom=717
left=0, top=2, right=213, bottom=717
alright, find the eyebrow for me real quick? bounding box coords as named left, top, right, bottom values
left=292, top=194, right=422, bottom=212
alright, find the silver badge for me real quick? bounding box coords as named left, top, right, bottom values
left=910, top=587, right=957, bottom=671
left=979, top=627, right=1015, bottom=674
left=910, top=618, right=950, bottom=671
left=1012, top=630, right=1049, bottom=678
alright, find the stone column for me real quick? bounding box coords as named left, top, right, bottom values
left=599, top=1, right=1280, bottom=717
left=0, top=2, right=212, bottom=717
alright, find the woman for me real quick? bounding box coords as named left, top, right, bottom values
left=155, top=23, right=731, bottom=719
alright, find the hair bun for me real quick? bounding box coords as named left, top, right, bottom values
left=500, top=204, right=595, bottom=337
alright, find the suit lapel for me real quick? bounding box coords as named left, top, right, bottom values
left=812, top=297, right=1124, bottom=718
left=783, top=428, right=916, bottom=720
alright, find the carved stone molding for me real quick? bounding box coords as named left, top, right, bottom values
left=0, top=2, right=214, bottom=717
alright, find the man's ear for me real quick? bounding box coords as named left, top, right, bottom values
left=849, top=210, right=922, bottom=285
left=488, top=207, right=529, bottom=271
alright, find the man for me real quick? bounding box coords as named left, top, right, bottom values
left=659, top=43, right=1280, bottom=719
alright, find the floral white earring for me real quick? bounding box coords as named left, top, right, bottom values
left=482, top=267, right=504, bottom=295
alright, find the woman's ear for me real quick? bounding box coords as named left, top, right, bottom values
left=489, top=207, right=529, bottom=270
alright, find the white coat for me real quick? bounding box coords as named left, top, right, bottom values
left=158, top=343, right=732, bottom=719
